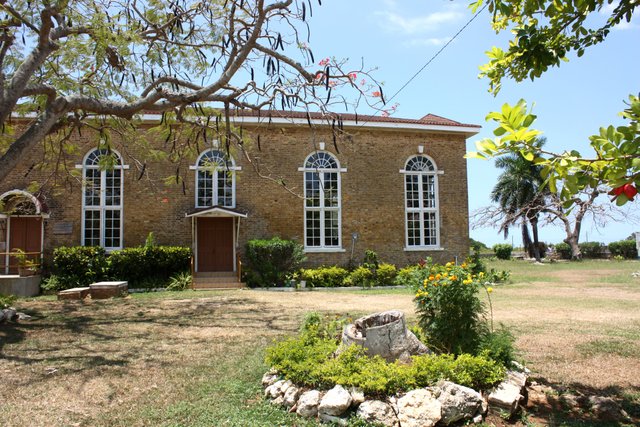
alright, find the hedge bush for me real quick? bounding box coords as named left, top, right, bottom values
left=50, top=245, right=190, bottom=290
left=579, top=241, right=605, bottom=259
left=299, top=266, right=349, bottom=288
left=108, top=246, right=191, bottom=288
left=52, top=246, right=109, bottom=287
left=492, top=243, right=513, bottom=260
left=345, top=266, right=373, bottom=287
left=265, top=325, right=505, bottom=394
left=245, top=238, right=305, bottom=287
left=554, top=242, right=572, bottom=259
left=608, top=240, right=638, bottom=259
left=376, top=263, right=398, bottom=286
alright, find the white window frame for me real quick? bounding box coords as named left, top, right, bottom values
left=190, top=149, right=242, bottom=208
left=400, top=155, right=443, bottom=251
left=76, top=148, right=129, bottom=251
left=298, top=151, right=347, bottom=252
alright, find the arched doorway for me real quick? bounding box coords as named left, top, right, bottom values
left=0, top=190, right=49, bottom=274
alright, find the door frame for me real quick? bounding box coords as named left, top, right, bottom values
left=195, top=216, right=236, bottom=273
left=3, top=215, right=46, bottom=275
left=186, top=206, right=248, bottom=274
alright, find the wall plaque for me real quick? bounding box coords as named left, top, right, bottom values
left=52, top=221, right=73, bottom=235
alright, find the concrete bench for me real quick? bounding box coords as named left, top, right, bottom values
left=89, top=281, right=128, bottom=299
left=57, top=287, right=91, bottom=300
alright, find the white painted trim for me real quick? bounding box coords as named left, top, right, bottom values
left=194, top=217, right=199, bottom=273
left=403, top=155, right=441, bottom=249
left=301, top=151, right=343, bottom=251
left=0, top=189, right=47, bottom=215
left=232, top=217, right=237, bottom=273
left=304, top=248, right=346, bottom=253
left=4, top=217, right=9, bottom=274
left=185, top=207, right=248, bottom=218
left=400, top=169, right=444, bottom=175
left=192, top=149, right=239, bottom=209
left=403, top=247, right=445, bottom=252
left=80, top=148, right=127, bottom=250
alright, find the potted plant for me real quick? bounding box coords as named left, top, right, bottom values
left=13, top=249, right=38, bottom=276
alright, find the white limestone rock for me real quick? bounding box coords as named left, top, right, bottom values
left=296, top=390, right=322, bottom=418
left=506, top=369, right=528, bottom=388
left=396, top=388, right=442, bottom=427
left=356, top=400, right=399, bottom=427
left=283, top=384, right=301, bottom=408
left=265, top=379, right=286, bottom=399
left=349, top=387, right=365, bottom=406
left=261, top=369, right=279, bottom=388
left=318, top=413, right=348, bottom=425
left=318, top=385, right=353, bottom=417
left=436, top=381, right=483, bottom=425
left=488, top=382, right=523, bottom=416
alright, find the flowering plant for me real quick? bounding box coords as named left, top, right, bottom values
left=412, top=262, right=491, bottom=355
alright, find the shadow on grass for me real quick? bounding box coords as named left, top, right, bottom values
left=525, top=377, right=640, bottom=426
left=1, top=296, right=295, bottom=372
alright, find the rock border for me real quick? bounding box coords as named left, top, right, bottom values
left=262, top=363, right=530, bottom=426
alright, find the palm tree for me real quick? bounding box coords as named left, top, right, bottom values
left=491, top=139, right=548, bottom=261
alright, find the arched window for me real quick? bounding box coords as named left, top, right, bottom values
left=301, top=152, right=344, bottom=250
left=81, top=148, right=127, bottom=250
left=402, top=155, right=440, bottom=248
left=192, top=149, right=240, bottom=208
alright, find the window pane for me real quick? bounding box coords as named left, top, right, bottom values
left=105, top=170, right=121, bottom=206
left=407, top=212, right=421, bottom=246
left=422, top=175, right=436, bottom=209
left=104, top=210, right=121, bottom=248
left=405, top=175, right=419, bottom=209
left=423, top=212, right=437, bottom=246
left=324, top=210, right=339, bottom=246
left=84, top=210, right=101, bottom=247
left=197, top=170, right=213, bottom=207
left=305, top=172, right=320, bottom=207
left=217, top=171, right=233, bottom=207
left=84, top=169, right=101, bottom=206
left=306, top=211, right=321, bottom=247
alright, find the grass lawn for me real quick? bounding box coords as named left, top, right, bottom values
left=1, top=259, right=639, bottom=426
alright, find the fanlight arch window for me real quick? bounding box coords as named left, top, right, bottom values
left=402, top=155, right=440, bottom=248
left=192, top=149, right=240, bottom=208
left=81, top=148, right=128, bottom=250
left=301, top=152, right=344, bottom=249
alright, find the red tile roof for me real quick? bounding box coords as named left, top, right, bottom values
left=227, top=109, right=479, bottom=129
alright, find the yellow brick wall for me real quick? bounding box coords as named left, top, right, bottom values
left=0, top=120, right=470, bottom=267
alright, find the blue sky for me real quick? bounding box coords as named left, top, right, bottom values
left=304, top=0, right=640, bottom=246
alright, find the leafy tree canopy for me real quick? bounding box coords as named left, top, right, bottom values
left=467, top=0, right=639, bottom=206
left=0, top=0, right=381, bottom=185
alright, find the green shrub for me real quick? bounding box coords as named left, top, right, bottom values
left=375, top=263, right=397, bottom=286
left=245, top=238, right=305, bottom=287
left=579, top=241, right=605, bottom=259
left=554, top=242, right=572, bottom=259
left=413, top=262, right=488, bottom=355
left=52, top=246, right=108, bottom=288
left=265, top=334, right=505, bottom=394
left=346, top=266, right=373, bottom=287
left=300, top=312, right=350, bottom=341
left=467, top=242, right=487, bottom=275
left=0, top=293, right=16, bottom=308
left=608, top=240, right=638, bottom=259
left=492, top=244, right=513, bottom=260
left=40, top=275, right=64, bottom=292
left=166, top=271, right=192, bottom=291
left=478, top=326, right=517, bottom=367
left=394, top=264, right=421, bottom=286
left=108, top=246, right=191, bottom=288
left=299, top=266, right=349, bottom=288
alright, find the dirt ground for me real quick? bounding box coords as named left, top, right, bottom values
left=1, top=266, right=639, bottom=426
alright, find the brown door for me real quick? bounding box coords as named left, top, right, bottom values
left=8, top=217, right=42, bottom=274
left=197, top=217, right=234, bottom=272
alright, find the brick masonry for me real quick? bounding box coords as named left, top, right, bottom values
left=0, top=117, right=472, bottom=268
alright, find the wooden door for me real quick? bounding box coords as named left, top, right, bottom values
left=197, top=217, right=234, bottom=272
left=8, top=217, right=42, bottom=274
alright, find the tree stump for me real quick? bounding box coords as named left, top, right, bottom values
left=341, top=310, right=429, bottom=362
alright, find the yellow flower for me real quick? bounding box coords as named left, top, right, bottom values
left=463, top=279, right=472, bottom=285
left=479, top=272, right=485, bottom=278
left=428, top=275, right=435, bottom=281
left=423, top=279, right=428, bottom=286
left=487, top=287, right=493, bottom=293
left=450, top=275, right=457, bottom=281
left=446, top=262, right=453, bottom=267
left=435, top=274, right=441, bottom=280
left=461, top=262, right=467, bottom=268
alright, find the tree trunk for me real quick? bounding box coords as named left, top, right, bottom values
left=530, top=216, right=541, bottom=262
left=521, top=222, right=532, bottom=258
left=565, top=235, right=582, bottom=260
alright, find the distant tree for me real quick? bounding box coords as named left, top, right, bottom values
left=490, top=138, right=547, bottom=261
left=469, top=238, right=488, bottom=250
left=468, top=0, right=639, bottom=206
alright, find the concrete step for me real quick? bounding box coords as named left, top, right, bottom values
left=192, top=281, right=246, bottom=290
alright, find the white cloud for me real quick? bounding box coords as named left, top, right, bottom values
left=405, top=37, right=453, bottom=47
left=374, top=4, right=465, bottom=35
